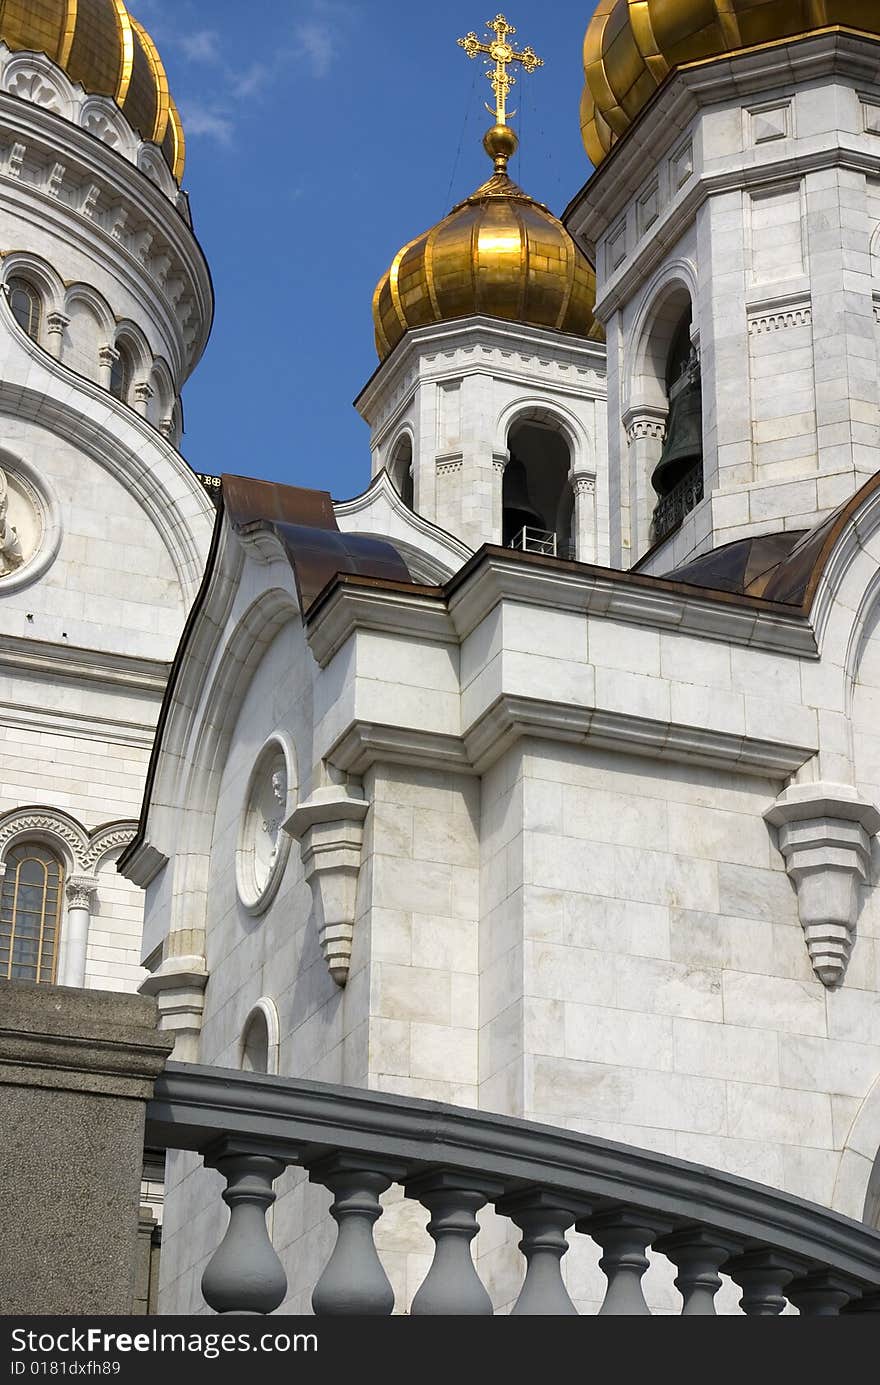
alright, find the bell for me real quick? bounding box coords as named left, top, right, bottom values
left=651, top=367, right=703, bottom=498
left=503, top=457, right=546, bottom=545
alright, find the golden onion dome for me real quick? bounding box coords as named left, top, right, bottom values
left=373, top=125, right=602, bottom=360
left=0, top=0, right=184, bottom=180
left=581, top=0, right=880, bottom=166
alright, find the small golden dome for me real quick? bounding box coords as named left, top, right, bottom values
left=581, top=0, right=880, bottom=166
left=372, top=154, right=601, bottom=360
left=0, top=0, right=184, bottom=180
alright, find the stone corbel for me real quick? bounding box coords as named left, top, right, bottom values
left=139, top=953, right=209, bottom=1062
left=284, top=787, right=369, bottom=987
left=764, top=784, right=880, bottom=987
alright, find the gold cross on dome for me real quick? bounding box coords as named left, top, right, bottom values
left=458, top=14, right=543, bottom=127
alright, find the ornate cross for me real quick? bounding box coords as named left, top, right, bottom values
left=458, top=14, right=543, bottom=127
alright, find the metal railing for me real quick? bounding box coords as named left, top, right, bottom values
left=651, top=463, right=704, bottom=545
left=509, top=528, right=575, bottom=560
left=145, top=1064, right=880, bottom=1316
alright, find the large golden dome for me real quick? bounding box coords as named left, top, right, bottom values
left=581, top=0, right=880, bottom=166
left=373, top=128, right=601, bottom=360
left=0, top=0, right=184, bottom=180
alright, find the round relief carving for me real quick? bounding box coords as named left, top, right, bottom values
left=0, top=456, right=60, bottom=594
left=236, top=735, right=296, bottom=915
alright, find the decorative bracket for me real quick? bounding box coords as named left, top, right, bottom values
left=284, top=787, right=369, bottom=987
left=139, top=953, right=209, bottom=1061
left=764, top=784, right=880, bottom=987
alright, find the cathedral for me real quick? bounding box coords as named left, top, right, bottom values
left=3, top=0, right=880, bottom=1316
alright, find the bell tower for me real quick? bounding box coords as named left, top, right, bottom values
left=567, top=9, right=880, bottom=576
left=357, top=16, right=609, bottom=565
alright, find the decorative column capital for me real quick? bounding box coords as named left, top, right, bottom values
left=569, top=470, right=596, bottom=497
left=623, top=404, right=667, bottom=445
left=285, top=788, right=369, bottom=987
left=764, top=783, right=880, bottom=986
left=46, top=311, right=69, bottom=335
left=65, top=876, right=98, bottom=910
left=98, top=344, right=120, bottom=369
left=134, top=381, right=154, bottom=403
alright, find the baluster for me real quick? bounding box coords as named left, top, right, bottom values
left=788, top=1271, right=855, bottom=1316
left=201, top=1141, right=290, bottom=1315
left=727, top=1249, right=808, bottom=1316
left=654, top=1227, right=740, bottom=1316
left=406, top=1170, right=504, bottom=1315
left=580, top=1208, right=673, bottom=1316
left=309, top=1154, right=406, bottom=1316
left=497, top=1188, right=591, bottom=1315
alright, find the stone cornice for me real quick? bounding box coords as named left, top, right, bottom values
left=306, top=584, right=453, bottom=668
left=306, top=550, right=816, bottom=663
left=327, top=694, right=814, bottom=782
left=566, top=30, right=880, bottom=253
left=0, top=632, right=169, bottom=693
left=355, top=314, right=607, bottom=424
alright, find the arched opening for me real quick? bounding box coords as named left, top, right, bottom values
left=649, top=306, right=703, bottom=545
left=0, top=841, right=64, bottom=983
left=390, top=436, right=414, bottom=511
left=503, top=421, right=573, bottom=558
left=7, top=278, right=42, bottom=342
left=110, top=343, right=134, bottom=403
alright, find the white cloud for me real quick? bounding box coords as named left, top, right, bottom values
left=294, top=21, right=336, bottom=79
left=177, top=101, right=234, bottom=145
left=179, top=29, right=222, bottom=64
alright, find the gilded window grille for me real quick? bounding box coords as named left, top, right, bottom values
left=0, top=842, right=64, bottom=984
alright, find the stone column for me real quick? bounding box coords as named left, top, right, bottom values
left=133, top=381, right=154, bottom=418
left=45, top=311, right=69, bottom=361
left=622, top=406, right=667, bottom=560
left=570, top=471, right=597, bottom=563
left=59, top=876, right=98, bottom=988
left=492, top=452, right=508, bottom=546
left=98, top=344, right=119, bottom=392
left=0, top=980, right=173, bottom=1313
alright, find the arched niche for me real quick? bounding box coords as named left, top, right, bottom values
left=503, top=418, right=574, bottom=558
left=240, top=998, right=280, bottom=1075
left=627, top=275, right=703, bottom=556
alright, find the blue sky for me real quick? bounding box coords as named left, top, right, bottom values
left=135, top=1, right=597, bottom=498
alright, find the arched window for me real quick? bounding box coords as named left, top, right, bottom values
left=503, top=421, right=573, bottom=557
left=8, top=278, right=42, bottom=342
left=0, top=842, right=64, bottom=983
left=650, top=308, right=703, bottom=544
left=390, top=436, right=414, bottom=511
left=110, top=344, right=133, bottom=403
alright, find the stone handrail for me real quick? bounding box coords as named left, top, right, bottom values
left=145, top=1063, right=880, bottom=1316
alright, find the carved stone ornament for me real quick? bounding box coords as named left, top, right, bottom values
left=236, top=737, right=294, bottom=916
left=140, top=953, right=209, bottom=1062
left=764, top=784, right=880, bottom=987
left=284, top=787, right=369, bottom=986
